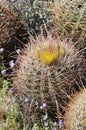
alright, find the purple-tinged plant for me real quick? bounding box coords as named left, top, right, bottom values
left=8, top=88, right=14, bottom=94
left=52, top=127, right=57, bottom=130
left=44, top=121, right=49, bottom=127
left=34, top=100, right=39, bottom=106
left=12, top=97, right=17, bottom=102
left=1, top=69, right=6, bottom=75
left=9, top=60, right=15, bottom=68
left=0, top=48, right=4, bottom=53
left=43, top=114, right=48, bottom=120
left=53, top=121, right=57, bottom=126
left=16, top=49, right=21, bottom=54
left=25, top=97, right=30, bottom=103
left=40, top=103, right=47, bottom=110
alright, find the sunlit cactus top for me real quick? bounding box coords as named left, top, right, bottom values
left=35, top=42, right=65, bottom=65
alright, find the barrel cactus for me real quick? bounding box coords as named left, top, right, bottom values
left=64, top=88, right=86, bottom=130
left=0, top=0, right=28, bottom=46
left=50, top=0, right=86, bottom=49
left=13, top=33, right=85, bottom=129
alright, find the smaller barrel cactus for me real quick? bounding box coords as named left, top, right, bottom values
left=64, top=88, right=86, bottom=130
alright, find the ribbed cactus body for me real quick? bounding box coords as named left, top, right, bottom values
left=51, top=0, right=86, bottom=48
left=13, top=34, right=84, bottom=129
left=64, top=88, right=86, bottom=130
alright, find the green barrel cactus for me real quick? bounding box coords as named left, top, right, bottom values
left=0, top=0, right=28, bottom=46
left=64, top=88, right=86, bottom=130
left=13, top=34, right=85, bottom=129
left=50, top=0, right=86, bottom=49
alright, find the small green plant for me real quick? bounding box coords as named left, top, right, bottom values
left=13, top=33, right=84, bottom=129
left=4, top=99, right=23, bottom=130
left=0, top=80, right=8, bottom=127
left=0, top=79, right=23, bottom=130
left=31, top=114, right=62, bottom=130
left=64, top=88, right=86, bottom=130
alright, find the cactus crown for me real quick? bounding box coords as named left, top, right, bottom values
left=35, top=42, right=65, bottom=65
